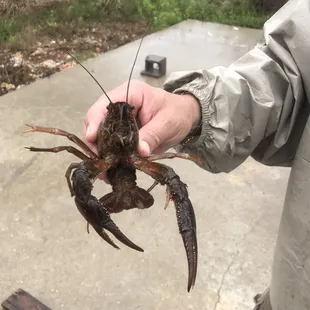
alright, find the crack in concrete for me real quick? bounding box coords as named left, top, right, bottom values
left=213, top=211, right=266, bottom=310
left=2, top=155, right=38, bottom=190
left=213, top=253, right=237, bottom=310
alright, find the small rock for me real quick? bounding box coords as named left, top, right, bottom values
left=85, top=36, right=98, bottom=45
left=10, top=52, right=23, bottom=67
left=58, top=61, right=75, bottom=71
left=26, top=62, right=35, bottom=71
left=31, top=47, right=45, bottom=56
left=1, top=83, right=16, bottom=91
left=41, top=59, right=58, bottom=69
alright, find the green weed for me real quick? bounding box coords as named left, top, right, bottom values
left=0, top=0, right=271, bottom=47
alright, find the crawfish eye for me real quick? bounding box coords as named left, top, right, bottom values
left=130, top=105, right=134, bottom=111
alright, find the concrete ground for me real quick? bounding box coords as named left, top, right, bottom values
left=0, top=20, right=291, bottom=309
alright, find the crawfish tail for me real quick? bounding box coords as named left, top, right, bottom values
left=100, top=186, right=154, bottom=213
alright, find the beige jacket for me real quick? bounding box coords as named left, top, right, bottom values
left=164, top=0, right=310, bottom=309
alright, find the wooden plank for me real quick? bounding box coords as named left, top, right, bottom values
left=1, top=288, right=52, bottom=310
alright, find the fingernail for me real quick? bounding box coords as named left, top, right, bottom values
left=139, top=140, right=150, bottom=157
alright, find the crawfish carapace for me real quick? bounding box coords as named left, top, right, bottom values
left=23, top=22, right=204, bottom=292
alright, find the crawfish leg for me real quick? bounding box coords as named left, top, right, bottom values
left=25, top=145, right=90, bottom=160
left=23, top=124, right=98, bottom=159
left=25, top=146, right=90, bottom=196
left=147, top=152, right=204, bottom=168
left=146, top=181, right=159, bottom=192
left=132, top=157, right=198, bottom=292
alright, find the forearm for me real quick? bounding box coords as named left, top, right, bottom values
left=164, top=44, right=306, bottom=173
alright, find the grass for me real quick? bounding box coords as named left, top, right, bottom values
left=0, top=0, right=134, bottom=47
left=74, top=50, right=98, bottom=62
left=136, top=0, right=271, bottom=29
left=0, top=0, right=272, bottom=48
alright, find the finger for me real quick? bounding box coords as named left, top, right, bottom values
left=82, top=123, right=99, bottom=154
left=138, top=141, right=170, bottom=157
left=84, top=95, right=108, bottom=143
left=81, top=124, right=110, bottom=184
left=151, top=144, right=171, bottom=155
left=138, top=114, right=172, bottom=156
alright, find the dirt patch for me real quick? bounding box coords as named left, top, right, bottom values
left=0, top=0, right=70, bottom=16
left=0, top=21, right=148, bottom=96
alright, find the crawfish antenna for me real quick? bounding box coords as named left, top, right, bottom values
left=126, top=20, right=153, bottom=104
left=50, top=37, right=113, bottom=104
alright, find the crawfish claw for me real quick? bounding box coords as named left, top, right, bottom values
left=175, top=197, right=198, bottom=292
left=131, top=158, right=198, bottom=292
left=93, top=227, right=120, bottom=250
left=101, top=219, right=144, bottom=252
left=71, top=165, right=143, bottom=252
left=181, top=226, right=198, bottom=292
left=75, top=196, right=144, bottom=252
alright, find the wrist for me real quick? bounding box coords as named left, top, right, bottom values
left=177, top=92, right=202, bottom=145
left=181, top=93, right=201, bottom=130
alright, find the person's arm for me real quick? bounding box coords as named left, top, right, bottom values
left=164, top=0, right=310, bottom=173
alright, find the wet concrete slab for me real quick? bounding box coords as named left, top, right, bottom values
left=0, top=20, right=288, bottom=310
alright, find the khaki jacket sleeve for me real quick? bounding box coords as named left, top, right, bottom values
left=163, top=0, right=310, bottom=173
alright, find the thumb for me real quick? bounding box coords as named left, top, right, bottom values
left=138, top=115, right=170, bottom=157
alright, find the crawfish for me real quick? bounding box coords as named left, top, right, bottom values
left=23, top=26, right=204, bottom=292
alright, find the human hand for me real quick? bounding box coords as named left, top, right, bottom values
left=84, top=80, right=201, bottom=181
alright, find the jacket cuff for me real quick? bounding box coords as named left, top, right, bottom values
left=163, top=70, right=215, bottom=156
